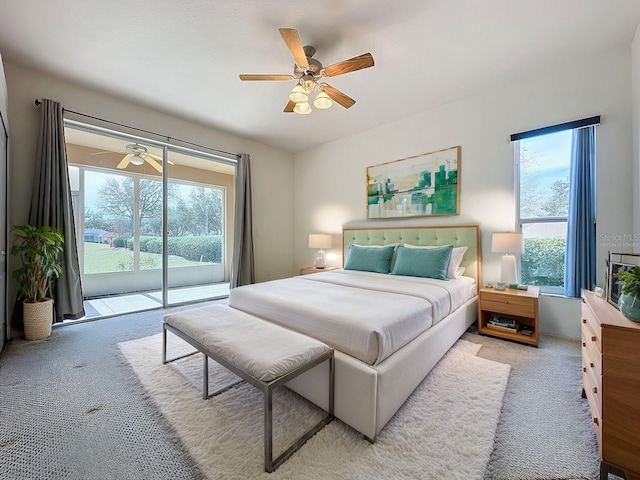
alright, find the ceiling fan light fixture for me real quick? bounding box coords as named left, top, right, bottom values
left=129, top=154, right=145, bottom=166
left=288, top=84, right=308, bottom=103
left=313, top=91, right=333, bottom=110
left=293, top=102, right=312, bottom=115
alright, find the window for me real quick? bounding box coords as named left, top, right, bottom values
left=65, top=123, right=235, bottom=302
left=516, top=130, right=571, bottom=292
left=515, top=117, right=598, bottom=295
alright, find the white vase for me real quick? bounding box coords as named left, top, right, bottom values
left=23, top=299, right=53, bottom=340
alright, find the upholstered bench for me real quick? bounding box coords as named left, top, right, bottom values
left=162, top=303, right=334, bottom=473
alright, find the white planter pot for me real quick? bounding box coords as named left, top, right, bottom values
left=23, top=299, right=53, bottom=340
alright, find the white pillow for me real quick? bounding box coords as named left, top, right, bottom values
left=403, top=244, right=468, bottom=279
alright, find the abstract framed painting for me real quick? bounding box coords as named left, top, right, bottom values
left=366, top=146, right=461, bottom=219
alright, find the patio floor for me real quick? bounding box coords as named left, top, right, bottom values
left=75, top=283, right=230, bottom=321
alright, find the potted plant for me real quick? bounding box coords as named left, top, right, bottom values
left=11, top=224, right=64, bottom=340
left=616, top=265, right=640, bottom=323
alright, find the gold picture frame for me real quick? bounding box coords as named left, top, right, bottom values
left=366, top=146, right=461, bottom=219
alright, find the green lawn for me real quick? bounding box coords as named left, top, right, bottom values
left=83, top=243, right=214, bottom=274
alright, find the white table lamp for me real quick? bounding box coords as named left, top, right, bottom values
left=492, top=233, right=524, bottom=284
left=309, top=234, right=332, bottom=268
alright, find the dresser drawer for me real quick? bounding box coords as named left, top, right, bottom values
left=480, top=292, right=535, bottom=317
left=582, top=356, right=602, bottom=409
left=582, top=328, right=602, bottom=377
left=583, top=369, right=603, bottom=456
left=581, top=303, right=601, bottom=352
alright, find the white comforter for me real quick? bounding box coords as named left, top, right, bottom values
left=228, top=270, right=475, bottom=366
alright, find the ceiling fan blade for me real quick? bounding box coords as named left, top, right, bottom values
left=90, top=150, right=116, bottom=156
left=279, top=28, right=308, bottom=69
left=117, top=154, right=132, bottom=169
left=145, top=157, right=163, bottom=173
left=324, top=53, right=375, bottom=77
left=146, top=152, right=174, bottom=165
left=283, top=101, right=296, bottom=113
left=239, top=74, right=295, bottom=81
left=323, top=84, right=356, bottom=109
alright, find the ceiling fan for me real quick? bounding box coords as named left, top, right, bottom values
left=91, top=143, right=170, bottom=173
left=239, top=28, right=374, bottom=114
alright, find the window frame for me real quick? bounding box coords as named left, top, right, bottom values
left=514, top=133, right=570, bottom=295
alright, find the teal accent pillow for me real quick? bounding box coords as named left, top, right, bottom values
left=344, top=244, right=396, bottom=274
left=391, top=245, right=453, bottom=280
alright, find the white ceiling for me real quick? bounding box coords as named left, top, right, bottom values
left=1, top=0, right=639, bottom=154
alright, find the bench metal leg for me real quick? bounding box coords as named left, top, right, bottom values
left=263, top=354, right=335, bottom=473
left=265, top=385, right=274, bottom=472
left=163, top=322, right=334, bottom=473
left=203, top=354, right=208, bottom=400
left=162, top=324, right=200, bottom=365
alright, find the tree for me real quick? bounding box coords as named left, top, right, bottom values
left=542, top=177, right=569, bottom=217
left=98, top=177, right=163, bottom=232
left=189, top=187, right=223, bottom=235
left=518, top=145, right=546, bottom=219
left=167, top=196, right=197, bottom=236
left=84, top=209, right=111, bottom=231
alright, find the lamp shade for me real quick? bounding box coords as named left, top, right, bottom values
left=293, top=102, right=311, bottom=115
left=491, top=233, right=524, bottom=254
left=129, top=154, right=145, bottom=166
left=288, top=84, right=308, bottom=103
left=313, top=91, right=333, bottom=109
left=309, top=234, right=332, bottom=249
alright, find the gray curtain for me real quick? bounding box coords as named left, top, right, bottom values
left=29, top=99, right=85, bottom=321
left=230, top=153, right=254, bottom=288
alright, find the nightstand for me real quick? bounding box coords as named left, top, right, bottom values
left=478, top=286, right=540, bottom=346
left=300, top=266, right=339, bottom=275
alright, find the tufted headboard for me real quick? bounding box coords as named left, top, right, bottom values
left=343, top=224, right=481, bottom=289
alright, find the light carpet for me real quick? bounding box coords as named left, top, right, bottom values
left=119, top=334, right=510, bottom=480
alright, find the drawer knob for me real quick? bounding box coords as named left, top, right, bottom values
left=583, top=367, right=587, bottom=373
left=593, top=417, right=599, bottom=426
left=591, top=335, right=597, bottom=342
left=582, top=318, right=587, bottom=324
left=590, top=362, right=594, bottom=368
left=592, top=387, right=598, bottom=394
left=582, top=342, right=586, bottom=347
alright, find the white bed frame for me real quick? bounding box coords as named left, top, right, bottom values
left=286, top=224, right=481, bottom=441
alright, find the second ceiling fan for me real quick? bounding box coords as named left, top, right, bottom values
left=239, top=28, right=374, bottom=114
left=92, top=143, right=171, bottom=173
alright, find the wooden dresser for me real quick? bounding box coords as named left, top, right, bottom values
left=581, top=291, right=640, bottom=480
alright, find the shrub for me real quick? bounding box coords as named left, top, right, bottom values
left=114, top=236, right=131, bottom=248
left=146, top=238, right=162, bottom=255
left=521, top=237, right=566, bottom=287
left=109, top=235, right=222, bottom=263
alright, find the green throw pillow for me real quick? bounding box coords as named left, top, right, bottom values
left=391, top=245, right=453, bottom=280
left=344, top=244, right=396, bottom=274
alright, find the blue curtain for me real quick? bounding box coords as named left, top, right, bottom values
left=564, top=126, right=596, bottom=297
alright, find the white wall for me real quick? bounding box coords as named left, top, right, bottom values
left=4, top=62, right=295, bottom=287
left=293, top=47, right=634, bottom=339
left=0, top=53, right=7, bottom=126
left=633, top=22, right=640, bottom=246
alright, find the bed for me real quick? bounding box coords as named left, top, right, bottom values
left=228, top=224, right=481, bottom=441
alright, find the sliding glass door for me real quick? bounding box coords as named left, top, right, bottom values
left=165, top=147, right=230, bottom=305
left=65, top=124, right=234, bottom=318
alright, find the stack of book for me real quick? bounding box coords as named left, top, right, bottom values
left=487, top=316, right=518, bottom=333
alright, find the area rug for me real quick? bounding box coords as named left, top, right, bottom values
left=119, top=334, right=511, bottom=480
